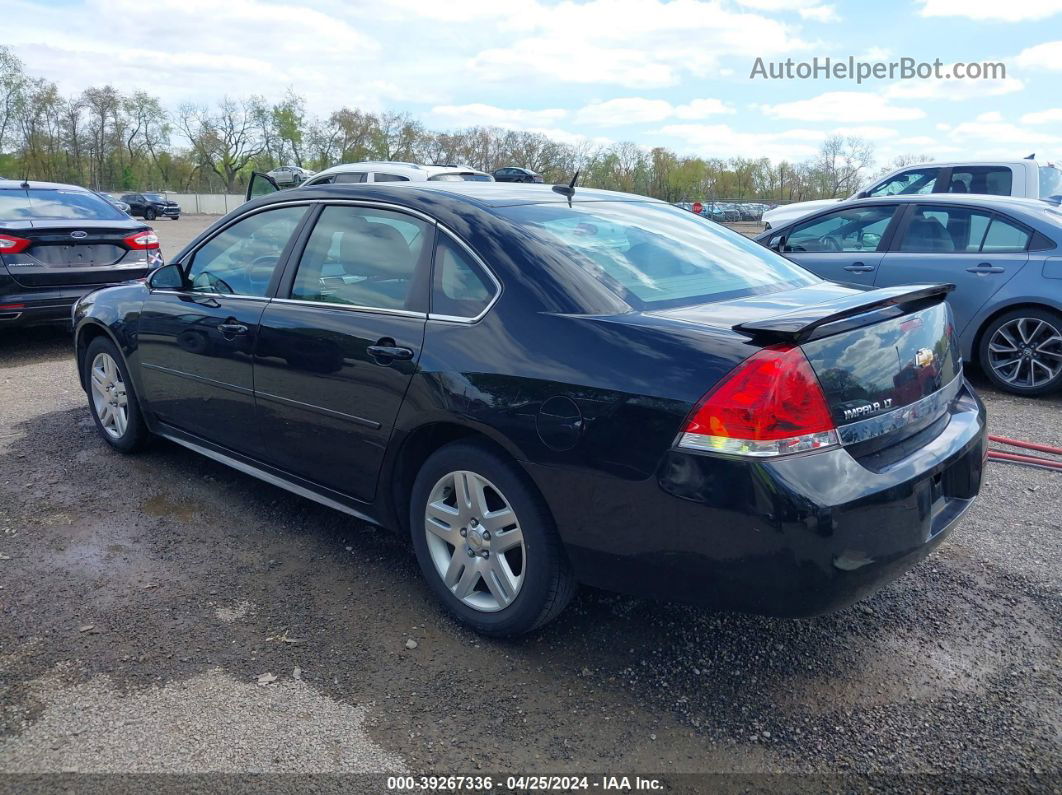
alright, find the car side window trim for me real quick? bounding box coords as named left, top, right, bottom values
left=783, top=203, right=903, bottom=254
left=151, top=200, right=315, bottom=301
left=428, top=227, right=503, bottom=324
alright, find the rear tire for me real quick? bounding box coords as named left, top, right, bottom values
left=978, top=308, right=1062, bottom=396
left=83, top=337, right=151, bottom=453
left=144, top=208, right=157, bottom=221
left=410, top=441, right=576, bottom=636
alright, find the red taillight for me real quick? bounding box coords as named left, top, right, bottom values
left=0, top=234, right=31, bottom=254
left=679, top=344, right=839, bottom=458
left=123, top=229, right=159, bottom=250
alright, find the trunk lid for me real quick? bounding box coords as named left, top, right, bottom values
left=0, top=220, right=156, bottom=287
left=656, top=283, right=962, bottom=446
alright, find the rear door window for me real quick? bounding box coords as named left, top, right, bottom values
left=373, top=173, right=410, bottom=182
left=786, top=206, right=897, bottom=252
left=290, top=205, right=430, bottom=311
left=333, top=172, right=367, bottom=184
left=947, top=166, right=1013, bottom=196
left=897, top=205, right=996, bottom=253
left=981, top=217, right=1031, bottom=252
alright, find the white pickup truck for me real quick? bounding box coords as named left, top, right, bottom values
left=763, top=159, right=1062, bottom=230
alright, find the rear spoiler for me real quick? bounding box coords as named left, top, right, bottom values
left=733, top=284, right=955, bottom=344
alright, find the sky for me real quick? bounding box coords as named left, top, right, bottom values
left=7, top=0, right=1062, bottom=165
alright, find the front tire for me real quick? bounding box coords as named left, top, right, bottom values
left=144, top=208, right=157, bottom=221
left=978, top=308, right=1062, bottom=396
left=83, top=337, right=151, bottom=453
left=410, top=441, right=575, bottom=636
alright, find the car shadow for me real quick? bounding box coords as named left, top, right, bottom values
left=0, top=326, right=73, bottom=369
left=1, top=404, right=1056, bottom=772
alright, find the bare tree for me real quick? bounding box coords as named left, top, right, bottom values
left=179, top=97, right=264, bottom=192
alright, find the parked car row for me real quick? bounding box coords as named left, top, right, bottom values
left=675, top=201, right=773, bottom=222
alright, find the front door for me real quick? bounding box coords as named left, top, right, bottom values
left=253, top=203, right=433, bottom=502
left=137, top=204, right=309, bottom=455
left=777, top=204, right=901, bottom=286
left=875, top=203, right=1031, bottom=338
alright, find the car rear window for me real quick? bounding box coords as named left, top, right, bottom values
left=496, top=201, right=818, bottom=309
left=0, top=188, right=128, bottom=221
left=428, top=172, right=493, bottom=182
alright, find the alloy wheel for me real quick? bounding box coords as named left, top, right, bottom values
left=987, top=317, right=1062, bottom=389
left=89, top=351, right=129, bottom=439
left=424, top=470, right=525, bottom=612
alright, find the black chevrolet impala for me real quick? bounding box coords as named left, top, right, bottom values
left=72, top=182, right=987, bottom=635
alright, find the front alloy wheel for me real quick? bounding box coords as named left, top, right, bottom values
left=983, top=311, right=1062, bottom=394
left=90, top=351, right=129, bottom=439
left=424, top=470, right=525, bottom=612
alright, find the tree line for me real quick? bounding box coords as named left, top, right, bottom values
left=0, top=46, right=924, bottom=202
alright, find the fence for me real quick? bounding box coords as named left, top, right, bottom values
left=156, top=193, right=248, bottom=215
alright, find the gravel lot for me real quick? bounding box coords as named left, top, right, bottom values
left=0, top=215, right=1059, bottom=786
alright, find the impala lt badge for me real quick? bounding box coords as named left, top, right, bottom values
left=843, top=398, right=894, bottom=422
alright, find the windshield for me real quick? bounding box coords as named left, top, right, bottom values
left=497, top=201, right=819, bottom=309
left=143, top=193, right=166, bottom=202
left=428, top=173, right=492, bottom=182
left=1039, top=166, right=1062, bottom=202
left=0, top=188, right=127, bottom=221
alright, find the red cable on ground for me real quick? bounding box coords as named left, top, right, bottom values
left=986, top=450, right=1062, bottom=471
left=988, top=435, right=1062, bottom=457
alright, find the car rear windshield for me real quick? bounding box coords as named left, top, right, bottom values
left=0, top=188, right=127, bottom=221
left=496, top=201, right=819, bottom=309
left=428, top=173, right=493, bottom=182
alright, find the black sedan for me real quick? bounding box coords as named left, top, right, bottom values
left=493, top=167, right=544, bottom=183
left=0, top=180, right=162, bottom=328
left=121, top=191, right=180, bottom=221
left=72, top=182, right=986, bottom=636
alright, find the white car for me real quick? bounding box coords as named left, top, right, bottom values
left=762, top=159, right=1062, bottom=229
left=266, top=165, right=315, bottom=185
left=248, top=161, right=494, bottom=199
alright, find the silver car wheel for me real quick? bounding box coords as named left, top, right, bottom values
left=424, top=470, right=525, bottom=613
left=89, top=352, right=129, bottom=439
left=988, top=317, right=1062, bottom=389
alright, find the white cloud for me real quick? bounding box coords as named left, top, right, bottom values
left=916, top=0, right=1062, bottom=21
left=429, top=103, right=568, bottom=130
left=831, top=126, right=898, bottom=140
left=948, top=119, right=1061, bottom=149
left=883, top=70, right=1024, bottom=102
left=976, top=111, right=1004, bottom=122
left=1015, top=41, right=1062, bottom=71
left=657, top=123, right=825, bottom=161
left=895, top=136, right=938, bottom=147
left=760, top=91, right=924, bottom=122
left=467, top=0, right=811, bottom=88
left=799, top=5, right=841, bottom=22
left=574, top=97, right=733, bottom=125
left=1022, top=108, right=1062, bottom=124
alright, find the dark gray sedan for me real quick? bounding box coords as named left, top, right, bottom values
left=755, top=195, right=1062, bottom=395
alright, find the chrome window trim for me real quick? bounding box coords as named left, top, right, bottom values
left=836, top=374, right=964, bottom=446
left=427, top=226, right=502, bottom=325
left=147, top=289, right=272, bottom=302
left=270, top=296, right=426, bottom=319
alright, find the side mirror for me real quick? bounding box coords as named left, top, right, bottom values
left=148, top=263, right=185, bottom=290
left=855, top=190, right=869, bottom=199
left=772, top=235, right=787, bottom=252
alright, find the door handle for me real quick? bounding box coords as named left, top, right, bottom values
left=966, top=263, right=1004, bottom=274
left=367, top=344, right=414, bottom=362
left=844, top=262, right=875, bottom=272
left=217, top=322, right=249, bottom=335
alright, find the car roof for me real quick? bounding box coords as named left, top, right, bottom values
left=311, top=161, right=492, bottom=180
left=256, top=181, right=663, bottom=210
left=0, top=179, right=92, bottom=192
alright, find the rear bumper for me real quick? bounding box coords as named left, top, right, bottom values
left=0, top=281, right=140, bottom=328
left=532, top=381, right=987, bottom=617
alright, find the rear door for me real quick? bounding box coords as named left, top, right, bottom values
left=252, top=202, right=433, bottom=502
left=137, top=203, right=310, bottom=456
left=776, top=204, right=901, bottom=285
left=875, top=203, right=1031, bottom=337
